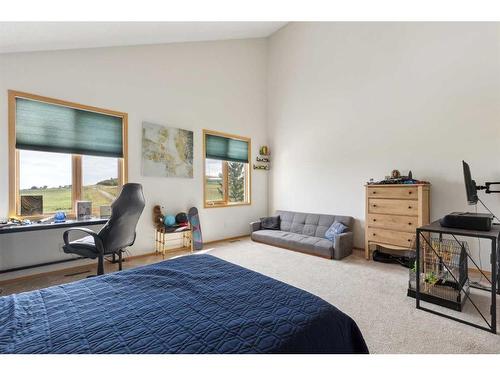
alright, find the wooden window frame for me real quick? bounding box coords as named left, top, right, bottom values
left=8, top=90, right=128, bottom=219
left=203, top=129, right=251, bottom=209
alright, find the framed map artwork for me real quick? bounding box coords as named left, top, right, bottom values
left=141, top=122, right=194, bottom=178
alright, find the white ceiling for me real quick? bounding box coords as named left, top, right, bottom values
left=0, top=22, right=287, bottom=54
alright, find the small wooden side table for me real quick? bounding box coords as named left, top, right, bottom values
left=155, top=226, right=193, bottom=258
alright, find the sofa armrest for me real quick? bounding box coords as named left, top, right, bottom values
left=333, top=231, right=353, bottom=260
left=250, top=221, right=261, bottom=233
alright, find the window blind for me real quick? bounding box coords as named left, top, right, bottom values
left=205, top=133, right=249, bottom=163
left=15, top=97, right=123, bottom=158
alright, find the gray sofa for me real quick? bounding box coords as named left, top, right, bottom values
left=250, top=210, right=354, bottom=260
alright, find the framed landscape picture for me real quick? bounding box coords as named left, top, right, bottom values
left=141, top=122, right=194, bottom=178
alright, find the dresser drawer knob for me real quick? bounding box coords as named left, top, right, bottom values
left=407, top=239, right=411, bottom=242
left=373, top=219, right=377, bottom=222
left=408, top=191, right=412, bottom=195
left=408, top=222, right=412, bottom=226
left=372, top=233, right=376, bottom=236
left=373, top=204, right=377, bottom=207
left=408, top=206, right=412, bottom=209
left=372, top=191, right=376, bottom=194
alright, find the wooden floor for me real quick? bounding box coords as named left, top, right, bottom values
left=0, top=248, right=192, bottom=296
left=0, top=235, right=249, bottom=296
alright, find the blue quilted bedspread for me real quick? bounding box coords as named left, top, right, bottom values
left=0, top=254, right=368, bottom=354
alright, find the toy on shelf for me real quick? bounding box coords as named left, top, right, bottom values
left=175, top=212, right=189, bottom=226
left=152, top=205, right=165, bottom=230
left=164, top=215, right=176, bottom=227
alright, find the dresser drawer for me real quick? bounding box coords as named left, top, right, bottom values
left=367, top=214, right=417, bottom=233
left=367, top=186, right=418, bottom=199
left=368, top=198, right=418, bottom=216
left=367, top=228, right=415, bottom=248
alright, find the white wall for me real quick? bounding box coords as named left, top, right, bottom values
left=0, top=38, right=268, bottom=276
left=3, top=22, right=500, bottom=277
left=268, top=22, right=500, bottom=253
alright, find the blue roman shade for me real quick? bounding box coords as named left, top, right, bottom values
left=15, top=97, right=124, bottom=158
left=205, top=133, right=249, bottom=163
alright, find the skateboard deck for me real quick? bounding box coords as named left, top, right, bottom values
left=188, top=207, right=203, bottom=250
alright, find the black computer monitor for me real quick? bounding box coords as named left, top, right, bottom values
left=463, top=160, right=478, bottom=205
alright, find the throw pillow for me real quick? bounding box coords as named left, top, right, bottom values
left=260, top=215, right=280, bottom=230
left=325, top=221, right=348, bottom=241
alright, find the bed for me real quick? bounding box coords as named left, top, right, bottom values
left=0, top=254, right=368, bottom=354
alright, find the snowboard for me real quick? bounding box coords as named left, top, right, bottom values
left=188, top=206, right=203, bottom=250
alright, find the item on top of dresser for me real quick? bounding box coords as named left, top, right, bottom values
left=366, top=170, right=430, bottom=186
left=391, top=169, right=401, bottom=179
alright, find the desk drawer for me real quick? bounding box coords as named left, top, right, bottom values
left=368, top=198, right=418, bottom=216
left=367, top=186, right=418, bottom=199
left=367, top=214, right=417, bottom=233
left=367, top=228, right=415, bottom=248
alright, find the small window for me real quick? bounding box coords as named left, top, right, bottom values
left=205, top=158, right=226, bottom=203
left=203, top=130, right=251, bottom=208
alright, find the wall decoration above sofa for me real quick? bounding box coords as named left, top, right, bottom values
left=142, top=122, right=194, bottom=178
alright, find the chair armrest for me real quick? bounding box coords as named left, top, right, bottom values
left=250, top=221, right=261, bottom=233
left=63, top=228, right=104, bottom=254
left=333, top=231, right=353, bottom=260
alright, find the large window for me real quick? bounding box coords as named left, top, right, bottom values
left=9, top=90, right=128, bottom=218
left=203, top=130, right=251, bottom=208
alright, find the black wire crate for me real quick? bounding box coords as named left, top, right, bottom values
left=408, top=237, right=469, bottom=311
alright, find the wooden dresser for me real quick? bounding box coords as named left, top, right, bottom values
left=365, top=184, right=430, bottom=260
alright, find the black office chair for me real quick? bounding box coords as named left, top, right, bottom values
left=63, top=183, right=146, bottom=276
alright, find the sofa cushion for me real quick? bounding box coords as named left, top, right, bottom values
left=251, top=230, right=334, bottom=258
left=251, top=230, right=289, bottom=247
left=260, top=215, right=280, bottom=230
left=324, top=221, right=349, bottom=241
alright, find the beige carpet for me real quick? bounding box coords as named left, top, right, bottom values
left=202, top=238, right=500, bottom=354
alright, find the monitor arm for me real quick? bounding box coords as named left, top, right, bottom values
left=476, top=182, right=500, bottom=194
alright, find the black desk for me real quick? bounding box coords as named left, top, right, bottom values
left=416, top=221, right=499, bottom=334
left=0, top=218, right=107, bottom=274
